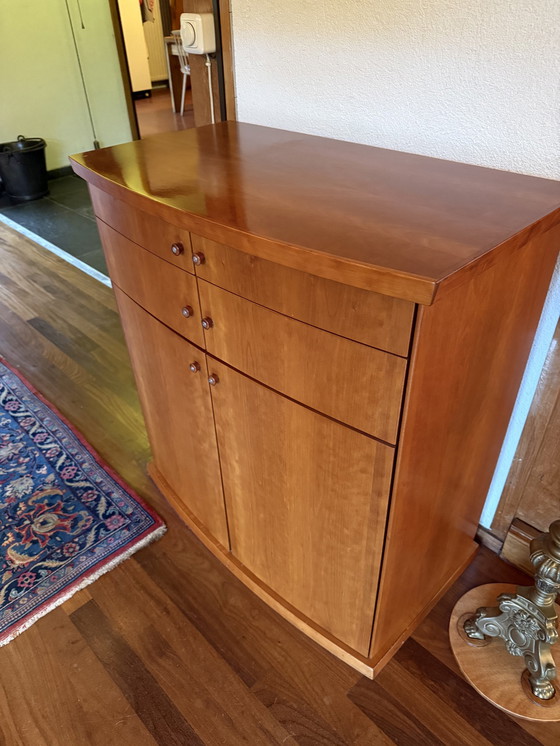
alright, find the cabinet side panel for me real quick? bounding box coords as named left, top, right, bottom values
left=370, top=223, right=560, bottom=660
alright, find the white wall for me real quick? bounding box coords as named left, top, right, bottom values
left=230, top=0, right=560, bottom=179
left=230, top=0, right=560, bottom=529
left=0, top=0, right=132, bottom=170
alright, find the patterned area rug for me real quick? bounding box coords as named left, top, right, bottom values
left=0, top=359, right=165, bottom=645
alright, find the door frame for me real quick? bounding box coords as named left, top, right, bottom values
left=107, top=0, right=140, bottom=140
left=108, top=0, right=235, bottom=138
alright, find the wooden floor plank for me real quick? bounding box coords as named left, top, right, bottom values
left=372, top=660, right=497, bottom=746
left=133, top=527, right=392, bottom=744
left=71, top=600, right=205, bottom=746
left=0, top=608, right=156, bottom=746
left=80, top=558, right=298, bottom=745
left=349, top=677, right=446, bottom=746
left=395, top=639, right=542, bottom=746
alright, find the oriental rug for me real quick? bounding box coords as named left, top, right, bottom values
left=0, top=359, right=165, bottom=644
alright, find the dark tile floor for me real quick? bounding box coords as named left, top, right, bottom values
left=0, top=174, right=107, bottom=276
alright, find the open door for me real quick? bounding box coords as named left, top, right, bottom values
left=108, top=0, right=235, bottom=139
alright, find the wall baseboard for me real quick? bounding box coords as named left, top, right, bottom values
left=500, top=519, right=540, bottom=575
left=476, top=525, right=503, bottom=555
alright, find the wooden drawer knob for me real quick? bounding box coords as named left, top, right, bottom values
left=189, top=361, right=201, bottom=373
left=192, top=252, right=205, bottom=266
left=201, top=317, right=213, bottom=329
left=181, top=305, right=194, bottom=318
left=171, top=242, right=184, bottom=256
left=208, top=374, right=219, bottom=386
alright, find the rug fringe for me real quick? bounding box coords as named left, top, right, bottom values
left=0, top=524, right=167, bottom=646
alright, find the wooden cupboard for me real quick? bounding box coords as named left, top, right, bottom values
left=71, top=122, right=560, bottom=677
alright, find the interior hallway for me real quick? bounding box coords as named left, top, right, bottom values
left=0, top=85, right=194, bottom=281
left=135, top=86, right=194, bottom=138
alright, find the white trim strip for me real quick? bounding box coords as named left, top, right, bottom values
left=479, top=255, right=560, bottom=528
left=0, top=212, right=111, bottom=288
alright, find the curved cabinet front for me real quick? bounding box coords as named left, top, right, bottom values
left=114, top=287, right=229, bottom=548
left=208, top=359, right=394, bottom=654
left=198, top=279, right=407, bottom=443
left=73, top=123, right=560, bottom=678
left=99, top=221, right=204, bottom=347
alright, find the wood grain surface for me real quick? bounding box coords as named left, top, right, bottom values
left=71, top=123, right=560, bottom=303
left=499, top=519, right=542, bottom=576
left=218, top=0, right=236, bottom=120
left=0, top=221, right=558, bottom=743
left=492, top=319, right=560, bottom=540
left=114, top=287, right=228, bottom=547
left=90, top=185, right=195, bottom=273
left=449, top=584, right=560, bottom=722
left=199, top=280, right=407, bottom=443
left=99, top=221, right=204, bottom=347
left=209, top=359, right=394, bottom=654
left=191, top=233, right=414, bottom=356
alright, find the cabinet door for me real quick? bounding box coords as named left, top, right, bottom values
left=114, top=288, right=229, bottom=547
left=208, top=360, right=394, bottom=654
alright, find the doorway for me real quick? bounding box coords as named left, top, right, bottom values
left=112, top=0, right=229, bottom=138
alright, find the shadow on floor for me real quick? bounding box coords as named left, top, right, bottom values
left=0, top=174, right=107, bottom=276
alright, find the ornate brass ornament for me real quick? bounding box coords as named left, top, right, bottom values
left=464, top=520, right=560, bottom=702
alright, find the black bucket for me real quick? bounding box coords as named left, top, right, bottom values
left=0, top=136, right=48, bottom=202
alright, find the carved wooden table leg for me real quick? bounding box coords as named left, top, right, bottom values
left=463, top=520, right=560, bottom=702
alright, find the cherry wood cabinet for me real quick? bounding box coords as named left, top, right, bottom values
left=71, top=122, right=560, bottom=678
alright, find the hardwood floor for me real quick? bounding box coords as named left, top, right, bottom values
left=0, top=220, right=558, bottom=744
left=135, top=87, right=194, bottom=139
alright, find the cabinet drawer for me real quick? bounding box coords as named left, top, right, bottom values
left=98, top=221, right=204, bottom=348
left=200, top=281, right=407, bottom=443
left=192, top=234, right=414, bottom=356
left=90, top=185, right=194, bottom=273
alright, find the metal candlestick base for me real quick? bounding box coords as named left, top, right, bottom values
left=464, top=520, right=560, bottom=702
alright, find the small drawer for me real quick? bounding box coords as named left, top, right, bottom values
left=199, top=280, right=407, bottom=443
left=90, top=185, right=193, bottom=273
left=98, top=221, right=204, bottom=348
left=191, top=234, right=414, bottom=357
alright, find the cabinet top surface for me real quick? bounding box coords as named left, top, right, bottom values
left=71, top=122, right=560, bottom=298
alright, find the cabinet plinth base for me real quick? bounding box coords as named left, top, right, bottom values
left=148, top=461, right=477, bottom=678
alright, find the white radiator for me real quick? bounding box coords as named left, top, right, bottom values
left=143, top=3, right=168, bottom=82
